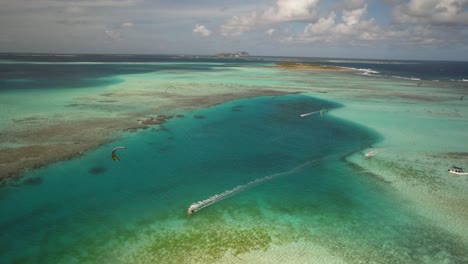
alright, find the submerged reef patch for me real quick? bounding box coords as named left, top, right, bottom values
left=22, top=177, right=43, bottom=186
left=88, top=167, right=106, bottom=175
left=140, top=115, right=173, bottom=125
left=130, top=226, right=272, bottom=263
left=231, top=105, right=243, bottom=112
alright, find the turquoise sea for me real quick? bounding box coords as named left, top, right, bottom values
left=1, top=55, right=468, bottom=263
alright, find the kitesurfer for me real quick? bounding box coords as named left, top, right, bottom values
left=111, top=146, right=126, bottom=161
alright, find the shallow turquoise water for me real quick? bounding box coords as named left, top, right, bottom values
left=1, top=94, right=467, bottom=263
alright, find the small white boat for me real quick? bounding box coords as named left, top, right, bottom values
left=364, top=149, right=378, bottom=158
left=448, top=166, right=468, bottom=175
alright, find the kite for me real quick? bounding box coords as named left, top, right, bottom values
left=111, top=146, right=127, bottom=161
left=320, top=108, right=328, bottom=117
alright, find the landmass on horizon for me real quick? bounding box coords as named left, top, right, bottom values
left=214, top=51, right=249, bottom=57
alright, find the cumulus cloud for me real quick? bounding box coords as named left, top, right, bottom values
left=54, top=0, right=142, bottom=7
left=197, top=0, right=467, bottom=47
left=303, top=12, right=336, bottom=35
left=281, top=0, right=454, bottom=47
left=63, top=6, right=85, bottom=14
left=273, top=0, right=319, bottom=20
left=103, top=22, right=133, bottom=41
left=291, top=1, right=384, bottom=45
left=221, top=0, right=319, bottom=36
left=193, top=24, right=212, bottom=37
left=392, top=0, right=468, bottom=26
left=1, top=0, right=143, bottom=9
left=104, top=29, right=121, bottom=40
left=121, top=22, right=133, bottom=28
left=341, top=0, right=367, bottom=26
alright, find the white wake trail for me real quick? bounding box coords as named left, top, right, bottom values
left=187, top=160, right=317, bottom=215
left=299, top=111, right=320, bottom=117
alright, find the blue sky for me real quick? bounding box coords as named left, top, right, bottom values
left=0, top=0, right=467, bottom=60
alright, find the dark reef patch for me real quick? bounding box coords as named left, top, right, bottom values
left=232, top=105, right=243, bottom=112
left=88, top=167, right=106, bottom=175
left=22, top=177, right=43, bottom=186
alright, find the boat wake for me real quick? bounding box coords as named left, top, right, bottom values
left=187, top=159, right=320, bottom=215
left=299, top=111, right=320, bottom=117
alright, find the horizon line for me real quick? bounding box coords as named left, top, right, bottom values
left=1, top=52, right=467, bottom=62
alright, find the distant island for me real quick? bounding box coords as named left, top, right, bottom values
left=214, top=51, right=249, bottom=57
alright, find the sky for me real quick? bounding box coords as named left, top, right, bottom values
left=0, top=0, right=468, bottom=60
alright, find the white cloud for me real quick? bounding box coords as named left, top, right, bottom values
left=281, top=0, right=455, bottom=47
left=1, top=0, right=143, bottom=9
left=121, top=22, right=133, bottom=28
left=341, top=2, right=367, bottom=26
left=219, top=0, right=448, bottom=46
left=193, top=24, right=212, bottom=37
left=1, top=0, right=467, bottom=58
left=53, top=0, right=142, bottom=7
left=392, top=0, right=468, bottom=25
left=294, top=3, right=384, bottom=44
left=63, top=6, right=85, bottom=14
left=221, top=0, right=319, bottom=37
left=273, top=0, right=320, bottom=21
left=102, top=21, right=133, bottom=41
left=104, top=29, right=121, bottom=40
left=173, top=0, right=466, bottom=49
left=303, top=11, right=336, bottom=35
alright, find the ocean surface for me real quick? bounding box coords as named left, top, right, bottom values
left=1, top=55, right=468, bottom=263
left=1, top=54, right=467, bottom=89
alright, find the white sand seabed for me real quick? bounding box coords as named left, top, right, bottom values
left=294, top=73, right=468, bottom=240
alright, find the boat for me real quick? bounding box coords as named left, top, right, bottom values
left=448, top=166, right=468, bottom=175
left=364, top=149, right=378, bottom=158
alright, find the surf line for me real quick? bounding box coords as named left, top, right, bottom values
left=187, top=159, right=318, bottom=215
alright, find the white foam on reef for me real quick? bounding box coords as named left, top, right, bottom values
left=391, top=75, right=421, bottom=81
left=343, top=67, right=380, bottom=76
